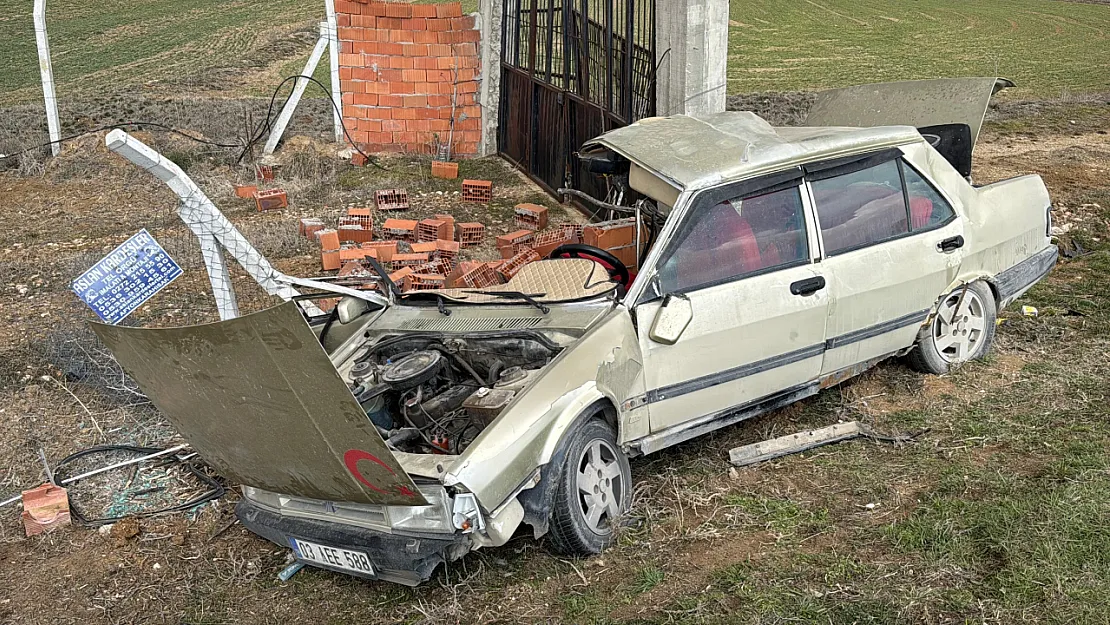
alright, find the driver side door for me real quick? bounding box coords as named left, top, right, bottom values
left=633, top=172, right=830, bottom=433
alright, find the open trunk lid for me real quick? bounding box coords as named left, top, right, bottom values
left=805, top=77, right=1014, bottom=177
left=91, top=301, right=427, bottom=506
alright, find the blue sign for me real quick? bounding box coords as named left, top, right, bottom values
left=71, top=229, right=183, bottom=325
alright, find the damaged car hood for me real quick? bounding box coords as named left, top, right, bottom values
left=91, top=302, right=427, bottom=506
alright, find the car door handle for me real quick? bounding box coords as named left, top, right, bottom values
left=938, top=235, right=965, bottom=252
left=790, top=276, right=825, bottom=296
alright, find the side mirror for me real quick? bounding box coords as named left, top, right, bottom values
left=648, top=294, right=693, bottom=345
left=336, top=296, right=371, bottom=324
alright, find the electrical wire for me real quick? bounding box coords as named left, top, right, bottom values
left=50, top=444, right=225, bottom=526
left=238, top=74, right=383, bottom=170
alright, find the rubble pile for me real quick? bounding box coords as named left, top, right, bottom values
left=294, top=180, right=641, bottom=297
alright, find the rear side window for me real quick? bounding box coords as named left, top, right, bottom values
left=902, top=164, right=956, bottom=230
left=811, top=159, right=908, bottom=255
left=659, top=186, right=808, bottom=293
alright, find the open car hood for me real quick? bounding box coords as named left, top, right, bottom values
left=805, top=77, right=1014, bottom=177
left=90, top=302, right=426, bottom=506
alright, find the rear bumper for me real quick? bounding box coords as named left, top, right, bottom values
left=994, top=245, right=1058, bottom=308
left=235, top=499, right=470, bottom=586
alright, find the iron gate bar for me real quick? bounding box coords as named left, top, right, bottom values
left=499, top=0, right=654, bottom=204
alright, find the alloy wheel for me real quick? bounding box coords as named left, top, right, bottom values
left=575, top=439, right=624, bottom=533
left=932, top=288, right=987, bottom=363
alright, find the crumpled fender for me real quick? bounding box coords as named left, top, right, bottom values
left=444, top=306, right=646, bottom=513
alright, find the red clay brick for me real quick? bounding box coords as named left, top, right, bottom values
left=497, top=248, right=542, bottom=281
left=451, top=16, right=476, bottom=29
left=514, top=203, right=549, bottom=230
left=417, top=218, right=452, bottom=242
left=393, top=252, right=431, bottom=267
left=385, top=2, right=412, bottom=18
left=389, top=29, right=415, bottom=43
left=402, top=18, right=426, bottom=29
left=317, top=229, right=341, bottom=251
left=436, top=2, right=463, bottom=18
left=403, top=273, right=446, bottom=291
left=496, top=229, right=535, bottom=249
left=253, top=188, right=288, bottom=211
left=454, top=262, right=500, bottom=289
left=431, top=160, right=458, bottom=179
left=456, top=222, right=485, bottom=247
left=376, top=188, right=410, bottom=211
left=462, top=179, right=493, bottom=203
left=336, top=0, right=362, bottom=14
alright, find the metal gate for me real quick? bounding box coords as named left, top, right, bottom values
left=498, top=0, right=655, bottom=205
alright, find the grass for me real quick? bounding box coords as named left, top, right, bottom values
left=3, top=0, right=1109, bottom=107
left=0, top=0, right=320, bottom=104
left=728, top=0, right=1110, bottom=96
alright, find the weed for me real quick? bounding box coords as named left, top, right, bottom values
left=631, top=565, right=665, bottom=594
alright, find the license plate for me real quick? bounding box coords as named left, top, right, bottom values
left=289, top=538, right=374, bottom=576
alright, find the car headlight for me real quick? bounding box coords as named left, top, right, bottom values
left=242, top=485, right=282, bottom=509
left=386, top=485, right=454, bottom=533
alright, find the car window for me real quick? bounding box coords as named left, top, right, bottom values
left=811, top=159, right=908, bottom=255
left=902, top=163, right=956, bottom=231
left=659, top=186, right=808, bottom=293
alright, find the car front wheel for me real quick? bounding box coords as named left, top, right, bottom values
left=907, top=281, right=997, bottom=374
left=548, top=419, right=632, bottom=556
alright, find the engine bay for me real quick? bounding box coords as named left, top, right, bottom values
left=344, top=331, right=562, bottom=455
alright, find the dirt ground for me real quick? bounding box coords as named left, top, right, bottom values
left=0, top=95, right=1108, bottom=624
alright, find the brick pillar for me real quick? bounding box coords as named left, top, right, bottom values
left=335, top=0, right=482, bottom=156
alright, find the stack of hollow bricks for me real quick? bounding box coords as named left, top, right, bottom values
left=336, top=0, right=482, bottom=155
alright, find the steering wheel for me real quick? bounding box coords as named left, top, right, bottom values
left=548, top=243, right=631, bottom=288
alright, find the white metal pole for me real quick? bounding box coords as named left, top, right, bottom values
left=33, top=0, right=61, bottom=157
left=324, top=0, right=344, bottom=144
left=263, top=28, right=330, bottom=156
left=104, top=129, right=324, bottom=318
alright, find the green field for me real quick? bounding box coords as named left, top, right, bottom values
left=0, top=0, right=320, bottom=104
left=729, top=0, right=1110, bottom=96
left=0, top=0, right=1107, bottom=105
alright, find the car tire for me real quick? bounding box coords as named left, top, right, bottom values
left=907, top=281, right=997, bottom=374
left=547, top=419, right=632, bottom=556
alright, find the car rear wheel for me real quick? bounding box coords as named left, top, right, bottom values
left=907, top=281, right=997, bottom=374
left=548, top=419, right=631, bottom=556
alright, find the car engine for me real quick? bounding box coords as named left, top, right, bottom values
left=345, top=331, right=560, bottom=455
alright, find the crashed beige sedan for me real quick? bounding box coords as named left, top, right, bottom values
left=94, top=78, right=1055, bottom=585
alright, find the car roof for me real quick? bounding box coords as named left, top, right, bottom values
left=585, top=111, right=924, bottom=191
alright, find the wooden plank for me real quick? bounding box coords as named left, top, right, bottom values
left=729, top=421, right=863, bottom=467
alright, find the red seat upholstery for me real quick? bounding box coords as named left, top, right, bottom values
left=675, top=202, right=761, bottom=288
left=909, top=196, right=934, bottom=229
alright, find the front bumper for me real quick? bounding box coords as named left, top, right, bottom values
left=236, top=499, right=470, bottom=586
